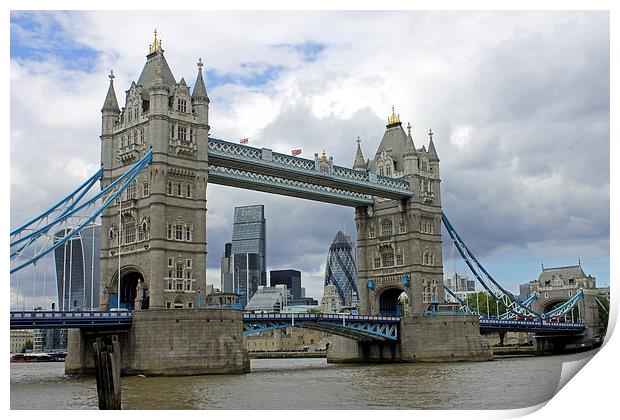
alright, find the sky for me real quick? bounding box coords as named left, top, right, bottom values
left=9, top=10, right=610, bottom=309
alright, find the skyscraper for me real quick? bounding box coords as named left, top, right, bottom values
left=324, top=231, right=359, bottom=307
left=221, top=242, right=233, bottom=292
left=230, top=205, right=266, bottom=307
left=53, top=225, right=101, bottom=310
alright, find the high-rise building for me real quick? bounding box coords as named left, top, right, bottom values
left=270, top=269, right=302, bottom=299
left=53, top=225, right=101, bottom=310
left=444, top=273, right=475, bottom=292
left=519, top=283, right=531, bottom=301
left=221, top=242, right=233, bottom=292
left=230, top=205, right=266, bottom=307
left=324, top=231, right=359, bottom=307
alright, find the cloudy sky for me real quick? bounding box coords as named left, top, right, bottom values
left=9, top=11, right=609, bottom=309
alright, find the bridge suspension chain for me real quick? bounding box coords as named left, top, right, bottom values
left=10, top=149, right=153, bottom=274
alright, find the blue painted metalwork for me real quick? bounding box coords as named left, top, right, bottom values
left=10, top=150, right=153, bottom=273
left=242, top=312, right=399, bottom=341
left=595, top=296, right=609, bottom=314
left=479, top=318, right=584, bottom=333
left=207, top=137, right=413, bottom=202
left=403, top=275, right=410, bottom=288
left=367, top=279, right=375, bottom=290
left=208, top=164, right=375, bottom=207
left=10, top=310, right=133, bottom=330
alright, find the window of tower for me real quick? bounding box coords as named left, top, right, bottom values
left=381, top=219, right=393, bottom=237
left=168, top=182, right=173, bottom=195
left=186, top=185, right=192, bottom=198
left=397, top=253, right=404, bottom=265
left=126, top=181, right=137, bottom=200
left=177, top=126, right=187, bottom=141
left=373, top=256, right=381, bottom=269
left=369, top=226, right=376, bottom=238
left=143, top=182, right=150, bottom=197
left=123, top=219, right=136, bottom=244
left=177, top=183, right=182, bottom=196
left=386, top=166, right=392, bottom=176
left=175, top=224, right=183, bottom=240
left=167, top=224, right=173, bottom=240
left=177, top=98, right=187, bottom=113
left=381, top=250, right=395, bottom=267
left=184, top=225, right=191, bottom=241
left=170, top=124, right=175, bottom=139
left=399, top=223, right=406, bottom=234
left=140, top=128, right=145, bottom=143
left=378, top=166, right=384, bottom=176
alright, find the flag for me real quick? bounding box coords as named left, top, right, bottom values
left=291, top=149, right=302, bottom=157
left=240, top=138, right=249, bottom=144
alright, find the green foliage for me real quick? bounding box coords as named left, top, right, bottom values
left=22, top=339, right=33, bottom=352
left=597, top=294, right=609, bottom=328
left=466, top=291, right=508, bottom=317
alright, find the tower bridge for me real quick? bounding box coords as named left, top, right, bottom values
left=10, top=32, right=605, bottom=375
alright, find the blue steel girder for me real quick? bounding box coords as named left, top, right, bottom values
left=208, top=164, right=374, bottom=207
left=10, top=310, right=133, bottom=330
left=208, top=137, right=413, bottom=202
left=243, top=313, right=399, bottom=341
left=479, top=318, right=585, bottom=334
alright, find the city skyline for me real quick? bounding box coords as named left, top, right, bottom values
left=10, top=11, right=609, bottom=307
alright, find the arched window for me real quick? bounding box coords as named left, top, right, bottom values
left=167, top=182, right=173, bottom=195
left=386, top=166, right=391, bottom=176
left=126, top=181, right=137, bottom=200
left=378, top=166, right=384, bottom=176
left=173, top=296, right=184, bottom=309
left=381, top=219, right=393, bottom=237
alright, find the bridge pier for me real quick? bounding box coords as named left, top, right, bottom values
left=66, top=309, right=249, bottom=375
left=327, top=314, right=492, bottom=363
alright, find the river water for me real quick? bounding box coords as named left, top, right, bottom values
left=10, top=351, right=598, bottom=410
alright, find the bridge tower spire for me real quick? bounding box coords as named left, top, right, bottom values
left=353, top=136, right=366, bottom=170
left=356, top=107, right=444, bottom=316
left=98, top=33, right=209, bottom=311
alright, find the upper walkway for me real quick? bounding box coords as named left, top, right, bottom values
left=207, top=137, right=414, bottom=207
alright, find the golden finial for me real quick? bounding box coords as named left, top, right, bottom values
left=149, top=29, right=162, bottom=54
left=387, top=105, right=401, bottom=125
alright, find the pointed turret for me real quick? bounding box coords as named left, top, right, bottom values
left=404, top=122, right=416, bottom=156
left=192, top=57, right=210, bottom=124
left=427, top=129, right=439, bottom=162
left=353, top=136, right=366, bottom=170
left=102, top=70, right=120, bottom=113
left=192, top=57, right=209, bottom=103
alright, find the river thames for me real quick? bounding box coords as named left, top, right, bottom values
left=10, top=351, right=597, bottom=410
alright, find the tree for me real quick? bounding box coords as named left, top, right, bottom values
left=22, top=339, right=33, bottom=352
left=597, top=294, right=609, bottom=329
left=466, top=291, right=507, bottom=317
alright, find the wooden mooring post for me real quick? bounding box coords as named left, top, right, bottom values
left=93, top=335, right=121, bottom=410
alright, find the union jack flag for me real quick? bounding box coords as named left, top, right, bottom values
left=291, top=149, right=302, bottom=156
left=240, top=138, right=249, bottom=144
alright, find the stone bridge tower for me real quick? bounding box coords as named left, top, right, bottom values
left=355, top=108, right=443, bottom=316
left=99, top=32, right=209, bottom=310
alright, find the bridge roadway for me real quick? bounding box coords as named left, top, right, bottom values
left=10, top=310, right=585, bottom=339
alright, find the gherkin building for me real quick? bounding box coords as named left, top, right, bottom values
left=324, top=231, right=359, bottom=307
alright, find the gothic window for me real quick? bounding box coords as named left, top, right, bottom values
left=177, top=126, right=187, bottom=141
left=184, top=225, right=191, bottom=241
left=381, top=250, right=394, bottom=267
left=126, top=181, right=137, bottom=200
left=186, top=184, right=192, bottom=198
left=108, top=227, right=116, bottom=240
left=168, top=257, right=174, bottom=267
left=173, top=297, right=184, bottom=308
left=386, top=166, right=392, bottom=176
left=166, top=301, right=172, bottom=309
left=177, top=183, right=182, bottom=196
left=176, top=263, right=183, bottom=280
left=189, top=129, right=194, bottom=142
left=138, top=219, right=149, bottom=241
left=168, top=182, right=173, bottom=195
left=175, top=224, right=183, bottom=240
left=177, top=98, right=187, bottom=113
left=123, top=218, right=136, bottom=244
left=186, top=259, right=192, bottom=269
left=170, top=124, right=175, bottom=139
left=142, top=182, right=150, bottom=197
left=133, top=130, right=138, bottom=144
left=396, top=253, right=404, bottom=265
left=381, top=219, right=393, bottom=237
left=378, top=166, right=384, bottom=176
left=369, top=226, right=376, bottom=238
left=399, top=223, right=406, bottom=234
left=373, top=256, right=381, bottom=269
left=140, top=128, right=145, bottom=143
left=167, top=223, right=173, bottom=240
left=167, top=278, right=173, bottom=289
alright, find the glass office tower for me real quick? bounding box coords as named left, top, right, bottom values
left=324, top=230, right=359, bottom=307
left=230, top=205, right=266, bottom=307
left=53, top=224, right=101, bottom=310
